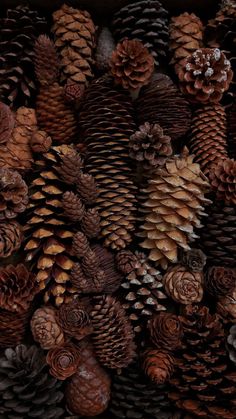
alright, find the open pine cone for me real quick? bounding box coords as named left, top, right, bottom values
left=0, top=168, right=28, bottom=221
left=205, top=266, right=236, bottom=297
left=0, top=220, right=22, bottom=258
left=31, top=306, right=64, bottom=350
left=209, top=158, right=236, bottom=204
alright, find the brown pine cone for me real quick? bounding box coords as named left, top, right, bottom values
left=62, top=191, right=85, bottom=222
left=70, top=262, right=105, bottom=294
left=82, top=250, right=100, bottom=277
left=209, top=158, right=236, bottom=204
left=227, top=324, right=236, bottom=365
left=110, top=39, right=154, bottom=91
left=0, top=309, right=31, bottom=348
left=58, top=148, right=83, bottom=185
left=180, top=248, right=206, bottom=272
left=64, top=80, right=85, bottom=105
left=217, top=288, right=236, bottom=320
left=31, top=306, right=64, bottom=349
left=148, top=312, right=183, bottom=351
left=95, top=27, right=115, bottom=72
left=34, top=35, right=60, bottom=84
left=0, top=102, right=15, bottom=144
left=81, top=208, right=101, bottom=238
left=58, top=300, right=92, bottom=340
left=115, top=250, right=139, bottom=274
left=0, top=220, right=22, bottom=258
left=30, top=130, right=52, bottom=153
left=227, top=101, right=236, bottom=159
left=76, top=173, right=98, bottom=205
left=178, top=48, right=233, bottom=103
left=0, top=168, right=28, bottom=221
left=129, top=122, right=173, bottom=169
left=163, top=265, right=204, bottom=305
left=206, top=266, right=236, bottom=298
left=46, top=342, right=80, bottom=380
left=92, top=244, right=123, bottom=293
left=142, top=349, right=174, bottom=385
left=72, top=232, right=90, bottom=258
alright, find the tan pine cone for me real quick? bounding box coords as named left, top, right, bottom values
left=178, top=48, right=233, bottom=103
left=76, top=173, right=98, bottom=205
left=0, top=220, right=22, bottom=258
left=115, top=250, right=139, bottom=274
left=58, top=148, right=83, bottom=184
left=110, top=39, right=154, bottom=91
left=70, top=262, right=105, bottom=294
left=142, top=349, right=174, bottom=385
left=0, top=168, right=28, bottom=221
left=72, top=232, right=90, bottom=258
left=46, top=342, right=80, bottom=380
left=148, top=312, right=183, bottom=351
left=82, top=250, right=100, bottom=277
left=0, top=102, right=15, bottom=144
left=163, top=265, right=204, bottom=305
left=34, top=35, right=60, bottom=84
left=58, top=300, right=92, bottom=340
left=206, top=266, right=236, bottom=298
left=30, top=130, right=52, bottom=153
left=31, top=306, right=64, bottom=349
left=81, top=208, right=101, bottom=238
left=180, top=248, right=206, bottom=272
left=62, top=191, right=85, bottom=222
left=209, top=158, right=236, bottom=204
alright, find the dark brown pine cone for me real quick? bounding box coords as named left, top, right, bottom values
left=0, top=168, right=28, bottom=221
left=148, top=312, right=183, bottom=351
left=70, top=262, right=105, bottom=294
left=0, top=220, right=22, bottom=258
left=217, top=288, right=236, bottom=321
left=46, top=342, right=80, bottom=380
left=31, top=306, right=64, bottom=349
left=227, top=324, right=236, bottom=365
left=205, top=266, right=236, bottom=297
left=0, top=309, right=32, bottom=348
left=76, top=173, right=98, bottom=205
left=227, top=101, right=236, bottom=159
left=0, top=102, right=15, bottom=144
left=30, top=130, right=52, bottom=153
left=92, top=244, right=123, bottom=293
left=82, top=250, right=100, bottom=277
left=209, top=158, right=236, bottom=205
left=180, top=248, right=207, bottom=272
left=115, top=249, right=139, bottom=274
left=58, top=149, right=83, bottom=185
left=58, top=300, right=92, bottom=340
left=62, top=191, right=85, bottom=222
left=81, top=208, right=101, bottom=238
left=72, top=231, right=90, bottom=258
left=142, top=349, right=174, bottom=385
left=34, top=35, right=59, bottom=85
left=64, top=80, right=85, bottom=105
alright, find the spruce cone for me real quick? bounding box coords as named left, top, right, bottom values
left=95, top=27, right=115, bottom=72
left=76, top=173, right=98, bottom=205
left=90, top=295, right=136, bottom=369
left=111, top=0, right=169, bottom=66
left=209, top=158, right=236, bottom=204
left=0, top=102, right=15, bottom=144
left=46, top=342, right=80, bottom=380
left=58, top=300, right=92, bottom=340
left=205, top=266, right=236, bottom=297
left=58, top=148, right=83, bottom=184
left=142, top=349, right=174, bottom=385
left=34, top=35, right=59, bottom=84
left=31, top=306, right=64, bottom=349
left=227, top=101, right=236, bottom=158
left=0, top=345, right=64, bottom=417
left=0, top=220, right=22, bottom=258
left=81, top=208, right=101, bottom=238
left=0, top=309, right=31, bottom=348
left=178, top=48, right=233, bottom=103
left=72, top=231, right=90, bottom=258
left=62, top=191, right=85, bottom=222
left=181, top=248, right=206, bottom=272
left=30, top=130, right=52, bottom=153
left=70, top=262, right=105, bottom=294
left=227, top=324, right=236, bottom=365
left=82, top=250, right=100, bottom=277
left=92, top=244, right=123, bottom=293
left=140, top=149, right=211, bottom=269
left=148, top=312, right=183, bottom=351
left=0, top=5, right=47, bottom=107
left=0, top=168, right=28, bottom=221
left=52, top=4, right=96, bottom=86
left=135, top=73, right=191, bottom=143
left=116, top=249, right=139, bottom=274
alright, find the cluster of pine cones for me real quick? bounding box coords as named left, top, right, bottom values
left=0, top=1, right=236, bottom=418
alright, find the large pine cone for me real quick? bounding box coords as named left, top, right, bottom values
left=31, top=306, right=64, bottom=349
left=0, top=220, right=22, bottom=258
left=0, top=168, right=28, bottom=221
left=209, top=158, right=236, bottom=205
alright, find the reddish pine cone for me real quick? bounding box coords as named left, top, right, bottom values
left=46, top=342, right=80, bottom=380
left=142, top=349, right=174, bottom=385
left=206, top=266, right=236, bottom=297
left=178, top=48, right=233, bottom=103
left=110, top=39, right=154, bottom=91
left=58, top=300, right=92, bottom=341
left=115, top=250, right=139, bottom=274
left=62, top=191, right=85, bottom=222
left=209, top=158, right=236, bottom=205
left=31, top=306, right=64, bottom=349
left=72, top=231, right=90, bottom=258
left=30, top=130, right=52, bottom=153
left=0, top=168, right=28, bottom=221
left=181, top=248, right=206, bottom=272
left=81, top=208, right=101, bottom=238
left=148, top=312, right=183, bottom=351
left=0, top=221, right=22, bottom=258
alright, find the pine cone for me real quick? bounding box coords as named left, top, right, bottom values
left=115, top=249, right=139, bottom=274
left=81, top=208, right=101, bottom=238
left=95, top=27, right=115, bottom=72
left=58, top=300, right=92, bottom=340
left=0, top=102, right=15, bottom=144
left=0, top=5, right=47, bottom=107
left=62, top=191, right=85, bottom=222
left=205, top=266, right=236, bottom=297
left=65, top=340, right=111, bottom=416
left=111, top=0, right=169, bottom=66
left=140, top=149, right=211, bottom=269
left=30, top=130, right=52, bottom=153
left=142, top=349, right=174, bottom=385
left=178, top=48, right=233, bottom=103
left=46, top=342, right=80, bottom=380
left=64, top=80, right=85, bottom=105
left=135, top=73, right=191, bottom=143
left=58, top=148, right=83, bottom=184
left=227, top=324, right=236, bottom=365
left=0, top=168, right=28, bottom=221
left=0, top=220, right=22, bottom=258
left=90, top=295, right=136, bottom=369
left=70, top=262, right=105, bottom=294
left=180, top=248, right=207, bottom=272
left=0, top=309, right=31, bottom=348
left=217, top=288, right=236, bottom=320
left=52, top=4, right=96, bottom=86
left=82, top=249, right=100, bottom=277
left=148, top=312, right=183, bottom=351
left=72, top=231, right=90, bottom=258
left=227, top=101, right=236, bottom=158
left=92, top=244, right=123, bottom=293
left=34, top=35, right=59, bottom=84
left=76, top=173, right=98, bottom=205
left=0, top=345, right=64, bottom=417
left=110, top=39, right=154, bottom=91
left=209, top=158, right=236, bottom=204
left=31, top=306, right=64, bottom=349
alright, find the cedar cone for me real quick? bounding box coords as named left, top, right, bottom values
left=58, top=300, right=92, bottom=340
left=81, top=208, right=101, bottom=238
left=82, top=249, right=100, bottom=277
left=217, top=288, right=236, bottom=320
left=227, top=324, right=236, bottom=365
left=30, top=130, right=52, bottom=153
left=62, top=191, right=85, bottom=222
left=0, top=168, right=28, bottom=221
left=148, top=312, right=183, bottom=351
left=46, top=342, right=80, bottom=380
left=76, top=173, right=98, bottom=205
left=0, top=309, right=31, bottom=348
left=90, top=295, right=136, bottom=369
left=0, top=102, right=15, bottom=144
left=209, top=158, right=236, bottom=204
left=178, top=48, right=233, bottom=103
left=115, top=249, right=139, bottom=274
left=180, top=248, right=207, bottom=272
left=34, top=35, right=60, bottom=84
left=95, top=27, right=115, bottom=72
left=110, top=39, right=154, bottom=91
left=205, top=266, right=236, bottom=297
left=31, top=306, right=64, bottom=349
left=129, top=122, right=173, bottom=169
left=58, top=148, right=83, bottom=184
left=72, top=231, right=90, bottom=258
left=65, top=340, right=111, bottom=416
left=227, top=101, right=236, bottom=159
left=0, top=220, right=22, bottom=258
left=142, top=349, right=174, bottom=385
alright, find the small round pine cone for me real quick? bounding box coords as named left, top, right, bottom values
left=62, top=191, right=85, bottom=222
left=110, top=39, right=154, bottom=91
left=148, top=312, right=183, bottom=351
left=76, top=173, right=98, bottom=205
left=46, top=342, right=80, bottom=380
left=82, top=250, right=100, bottom=277
left=163, top=265, right=204, bottom=305
left=30, top=130, right=52, bottom=153
left=115, top=250, right=139, bottom=274
left=0, top=168, right=28, bottom=221
left=0, top=221, right=22, bottom=258
left=58, top=149, right=83, bottom=184
left=178, top=48, right=233, bottom=103
left=64, top=80, right=85, bottom=104
left=58, top=300, right=92, bottom=340
left=180, top=248, right=206, bottom=272
left=206, top=266, right=236, bottom=297
left=81, top=208, right=101, bottom=238
left=209, top=158, right=236, bottom=205
left=142, top=349, right=174, bottom=385
left=0, top=102, right=15, bottom=144
left=72, top=232, right=90, bottom=258
left=31, top=307, right=64, bottom=349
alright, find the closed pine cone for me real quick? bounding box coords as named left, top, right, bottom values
left=34, top=35, right=59, bottom=85
left=0, top=168, right=28, bottom=221
left=148, top=312, right=183, bottom=351
left=62, top=191, right=85, bottom=222
left=31, top=306, right=64, bottom=350
left=58, top=147, right=83, bottom=184
left=209, top=158, right=236, bottom=204
left=81, top=208, right=101, bottom=238
left=0, top=220, right=22, bottom=258
left=142, top=349, right=174, bottom=385
left=76, top=173, right=98, bottom=205
left=205, top=266, right=236, bottom=297
left=227, top=102, right=236, bottom=159
left=72, top=231, right=90, bottom=258
left=70, top=262, right=105, bottom=294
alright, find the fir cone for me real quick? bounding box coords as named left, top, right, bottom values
left=227, top=324, right=236, bottom=365
left=30, top=130, right=52, bottom=153
left=148, top=312, right=183, bottom=351
left=142, top=349, right=174, bottom=385
left=115, top=249, right=139, bottom=274
left=177, top=48, right=233, bottom=103
left=0, top=168, right=28, bottom=221
left=0, top=220, right=22, bottom=258
left=110, top=39, right=154, bottom=91
left=52, top=4, right=96, bottom=86
left=31, top=306, right=64, bottom=350
left=81, top=208, right=101, bottom=238
left=95, top=27, right=115, bottom=72
left=0, top=102, right=15, bottom=144
left=58, top=147, right=83, bottom=184
left=46, top=342, right=80, bottom=380
left=62, top=191, right=85, bottom=222
left=227, top=101, right=236, bottom=158
left=180, top=248, right=206, bottom=272
left=0, top=344, right=64, bottom=417
left=0, top=309, right=31, bottom=348
left=205, top=266, right=236, bottom=297
left=72, top=231, right=90, bottom=258
left=34, top=35, right=59, bottom=84
left=135, top=73, right=191, bottom=143
left=90, top=295, right=136, bottom=369
left=76, top=173, right=98, bottom=205
left=58, top=300, right=92, bottom=340
left=111, top=0, right=169, bottom=66
left=209, top=158, right=236, bottom=204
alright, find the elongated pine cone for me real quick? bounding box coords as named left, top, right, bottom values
left=58, top=300, right=92, bottom=340
left=181, top=248, right=206, bottom=272
left=34, top=35, right=60, bottom=84
left=81, top=208, right=101, bottom=238
left=0, top=220, right=22, bottom=258
left=209, top=158, right=236, bottom=204
left=227, top=324, right=236, bottom=365
left=205, top=266, right=236, bottom=297
left=72, top=231, right=90, bottom=258
left=46, top=342, right=80, bottom=380
left=110, top=39, right=154, bottom=91
left=31, top=306, right=64, bottom=349
left=62, top=191, right=85, bottom=222
left=90, top=295, right=136, bottom=369
left=76, top=173, right=98, bottom=205
left=59, top=148, right=83, bottom=184
left=178, top=48, right=233, bottom=103
left=30, top=130, right=52, bottom=153
left=0, top=168, right=28, bottom=221
left=142, top=349, right=174, bottom=384
left=0, top=102, right=15, bottom=144
left=148, top=312, right=183, bottom=351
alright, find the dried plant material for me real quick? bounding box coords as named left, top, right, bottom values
left=76, top=173, right=98, bottom=205
left=58, top=300, right=92, bottom=340
left=46, top=342, right=80, bottom=380
left=30, top=130, right=52, bottom=153
left=34, top=35, right=60, bottom=84
left=206, top=266, right=236, bottom=297
left=0, top=220, right=22, bottom=258
left=70, top=262, right=104, bottom=294
left=0, top=309, right=31, bottom=348
left=58, top=148, right=83, bottom=184
left=96, top=27, right=115, bottom=71
left=209, top=158, right=236, bottom=205
left=116, top=249, right=139, bottom=274
left=81, top=208, right=101, bottom=238
left=181, top=248, right=206, bottom=272
left=227, top=102, right=236, bottom=159
left=148, top=312, right=183, bottom=351
left=227, top=325, right=236, bottom=364
left=217, top=288, right=236, bottom=320
left=72, top=231, right=90, bottom=258
left=91, top=244, right=123, bottom=293
left=62, top=191, right=85, bottom=222
left=0, top=168, right=28, bottom=221
left=64, top=80, right=85, bottom=104
left=0, top=102, right=15, bottom=144
left=31, top=306, right=64, bottom=349
left=142, top=349, right=174, bottom=384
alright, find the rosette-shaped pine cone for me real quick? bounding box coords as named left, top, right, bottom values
left=135, top=73, right=191, bottom=143
left=180, top=248, right=206, bottom=272
left=46, top=342, right=80, bottom=380
left=148, top=312, right=183, bottom=351
left=140, top=149, right=211, bottom=269
left=110, top=39, right=154, bottom=91
left=227, top=324, right=236, bottom=365
left=52, top=4, right=96, bottom=86
left=30, top=130, right=52, bottom=153
left=209, top=158, right=236, bottom=204
left=72, top=231, right=90, bottom=258
left=129, top=122, right=173, bottom=170
left=111, top=0, right=169, bottom=66
left=142, top=349, right=174, bottom=385
left=0, top=309, right=31, bottom=348
left=95, top=27, right=115, bottom=72
left=169, top=305, right=236, bottom=419
left=0, top=168, right=28, bottom=221
left=205, top=266, right=236, bottom=298
left=0, top=345, right=64, bottom=417
left=62, top=191, right=85, bottom=222
left=66, top=340, right=111, bottom=416
left=116, top=249, right=139, bottom=274
left=90, top=295, right=136, bottom=369
left=0, top=220, right=22, bottom=258
left=227, top=101, right=236, bottom=159
left=0, top=102, right=15, bottom=144
left=163, top=265, right=204, bottom=305
left=0, top=5, right=47, bottom=107
left=178, top=48, right=233, bottom=103
left=169, top=12, right=203, bottom=74
left=58, top=300, right=92, bottom=341
left=31, top=306, right=64, bottom=349
left=81, top=208, right=101, bottom=238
